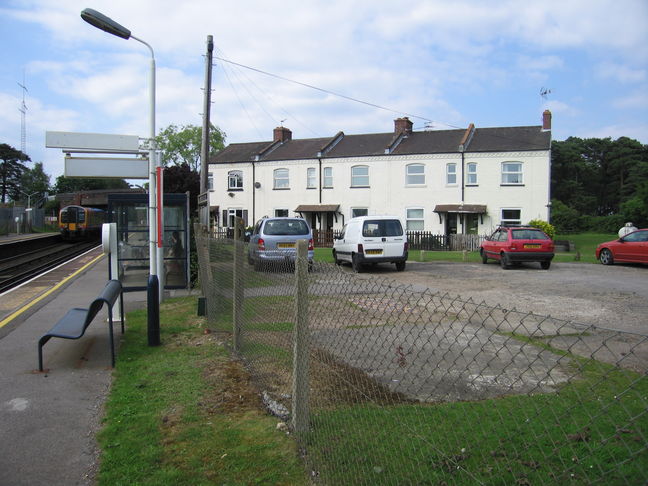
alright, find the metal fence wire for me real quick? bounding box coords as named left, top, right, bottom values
left=195, top=233, right=648, bottom=486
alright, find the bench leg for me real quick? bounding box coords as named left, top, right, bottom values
left=38, top=335, right=52, bottom=372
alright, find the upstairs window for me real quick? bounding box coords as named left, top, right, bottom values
left=228, top=170, right=243, bottom=190
left=446, top=163, right=457, bottom=185
left=406, top=164, right=425, bottom=185
left=323, top=167, right=333, bottom=188
left=351, top=165, right=369, bottom=187
left=307, top=168, right=316, bottom=188
left=502, top=162, right=523, bottom=185
left=207, top=173, right=214, bottom=190
left=466, top=162, right=477, bottom=185
left=274, top=168, right=289, bottom=189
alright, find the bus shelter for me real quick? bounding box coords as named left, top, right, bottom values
left=107, top=193, right=189, bottom=291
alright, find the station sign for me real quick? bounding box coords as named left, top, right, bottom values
left=65, top=156, right=149, bottom=179
left=46, top=131, right=140, bottom=152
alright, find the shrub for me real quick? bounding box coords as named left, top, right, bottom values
left=528, top=219, right=556, bottom=239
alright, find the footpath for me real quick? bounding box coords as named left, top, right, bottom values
left=0, top=255, right=147, bottom=485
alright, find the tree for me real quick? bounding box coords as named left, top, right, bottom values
left=156, top=123, right=226, bottom=172
left=53, top=176, right=130, bottom=194
left=19, top=162, right=51, bottom=206
left=0, top=143, right=30, bottom=203
left=163, top=163, right=200, bottom=213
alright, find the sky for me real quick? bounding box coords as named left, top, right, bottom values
left=1, top=0, right=647, bottom=184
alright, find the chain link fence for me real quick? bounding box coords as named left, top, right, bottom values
left=195, top=232, right=647, bottom=485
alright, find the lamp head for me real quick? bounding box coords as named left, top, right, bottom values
left=81, top=8, right=131, bottom=40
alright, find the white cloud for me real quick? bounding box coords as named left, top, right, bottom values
left=596, top=63, right=647, bottom=84
left=612, top=89, right=648, bottom=109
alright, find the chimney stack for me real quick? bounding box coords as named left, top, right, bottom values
left=542, top=110, right=552, bottom=131
left=273, top=126, right=292, bottom=143
left=394, top=117, right=413, bottom=135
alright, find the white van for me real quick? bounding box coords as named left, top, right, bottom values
left=333, top=216, right=408, bottom=272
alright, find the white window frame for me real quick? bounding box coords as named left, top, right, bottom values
left=351, top=165, right=369, bottom=187
left=406, top=208, right=424, bottom=231
left=501, top=208, right=521, bottom=225
left=466, top=162, right=477, bottom=185
left=323, top=167, right=333, bottom=188
left=274, top=208, right=289, bottom=217
left=207, top=173, right=214, bottom=191
left=406, top=163, right=425, bottom=185
left=501, top=162, right=523, bottom=185
left=351, top=207, right=368, bottom=218
left=307, top=167, right=316, bottom=189
left=273, top=168, right=290, bottom=189
left=446, top=163, right=457, bottom=185
left=228, top=170, right=243, bottom=190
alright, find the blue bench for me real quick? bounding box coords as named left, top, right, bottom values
left=38, top=280, right=124, bottom=371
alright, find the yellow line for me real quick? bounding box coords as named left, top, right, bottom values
left=0, top=253, right=105, bottom=329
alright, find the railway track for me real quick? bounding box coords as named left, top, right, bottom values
left=0, top=238, right=100, bottom=293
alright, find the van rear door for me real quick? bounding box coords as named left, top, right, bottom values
left=361, top=219, right=405, bottom=258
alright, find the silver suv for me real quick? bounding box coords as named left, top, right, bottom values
left=248, top=217, right=314, bottom=270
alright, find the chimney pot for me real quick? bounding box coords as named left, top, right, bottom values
left=394, top=117, right=413, bottom=135
left=542, top=110, right=552, bottom=131
left=273, top=126, right=292, bottom=143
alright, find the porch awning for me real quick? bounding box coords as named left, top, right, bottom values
left=433, top=204, right=487, bottom=214
left=294, top=204, right=340, bottom=213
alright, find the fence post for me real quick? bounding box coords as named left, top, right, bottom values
left=233, top=217, right=245, bottom=352
left=292, top=239, right=310, bottom=434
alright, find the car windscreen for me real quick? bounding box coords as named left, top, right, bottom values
left=264, top=220, right=310, bottom=235
left=512, top=229, right=549, bottom=240
left=362, top=220, right=403, bottom=237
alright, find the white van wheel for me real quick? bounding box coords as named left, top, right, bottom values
left=352, top=254, right=363, bottom=273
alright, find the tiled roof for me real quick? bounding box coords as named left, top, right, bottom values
left=210, top=125, right=550, bottom=164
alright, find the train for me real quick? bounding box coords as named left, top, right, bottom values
left=59, top=205, right=105, bottom=241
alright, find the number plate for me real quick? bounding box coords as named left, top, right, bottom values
left=365, top=249, right=383, bottom=255
left=277, top=243, right=295, bottom=248
left=524, top=244, right=541, bottom=249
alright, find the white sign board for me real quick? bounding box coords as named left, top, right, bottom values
left=46, top=131, right=140, bottom=152
left=65, top=156, right=149, bottom=179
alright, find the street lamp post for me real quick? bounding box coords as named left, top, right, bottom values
left=81, top=8, right=161, bottom=283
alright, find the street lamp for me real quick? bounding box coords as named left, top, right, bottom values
left=81, top=8, right=161, bottom=284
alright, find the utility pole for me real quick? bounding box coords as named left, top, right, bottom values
left=199, top=35, right=214, bottom=229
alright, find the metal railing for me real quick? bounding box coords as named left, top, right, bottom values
left=195, top=232, right=647, bottom=485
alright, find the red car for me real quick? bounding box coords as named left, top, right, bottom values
left=480, top=226, right=555, bottom=269
left=596, top=229, right=648, bottom=265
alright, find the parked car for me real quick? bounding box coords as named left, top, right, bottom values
left=480, top=225, right=554, bottom=269
left=333, top=216, right=408, bottom=272
left=248, top=217, right=314, bottom=270
left=596, top=229, right=648, bottom=265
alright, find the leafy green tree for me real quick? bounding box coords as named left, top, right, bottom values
left=19, top=162, right=51, bottom=206
left=53, top=176, right=130, bottom=193
left=0, top=143, right=30, bottom=203
left=156, top=123, right=226, bottom=171
left=163, top=163, right=200, bottom=213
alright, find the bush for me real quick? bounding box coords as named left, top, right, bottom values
left=528, top=219, right=556, bottom=239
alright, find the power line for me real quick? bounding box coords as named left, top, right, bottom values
left=213, top=55, right=436, bottom=124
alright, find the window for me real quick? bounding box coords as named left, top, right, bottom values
left=501, top=162, right=523, bottom=185
left=406, top=208, right=424, bottom=230
left=207, top=173, right=214, bottom=190
left=307, top=168, right=316, bottom=189
left=501, top=209, right=521, bottom=225
left=228, top=170, right=243, bottom=190
left=466, top=163, right=477, bottom=185
left=351, top=165, right=369, bottom=187
left=323, top=167, right=333, bottom=188
left=273, top=168, right=289, bottom=189
left=274, top=209, right=289, bottom=217
left=351, top=207, right=368, bottom=218
left=446, top=163, right=457, bottom=184
left=225, top=208, right=247, bottom=228
left=406, top=164, right=425, bottom=185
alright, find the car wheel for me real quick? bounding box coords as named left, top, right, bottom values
left=333, top=250, right=342, bottom=265
left=599, top=248, right=614, bottom=265
left=352, top=254, right=363, bottom=273
left=500, top=253, right=510, bottom=269
left=540, top=261, right=551, bottom=270
left=480, top=249, right=488, bottom=264
left=395, top=261, right=406, bottom=272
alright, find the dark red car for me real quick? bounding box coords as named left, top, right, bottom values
left=596, top=229, right=648, bottom=265
left=480, top=226, right=555, bottom=269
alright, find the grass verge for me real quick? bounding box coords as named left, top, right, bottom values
left=97, top=296, right=308, bottom=486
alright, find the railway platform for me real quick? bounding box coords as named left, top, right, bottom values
left=0, top=249, right=192, bottom=485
